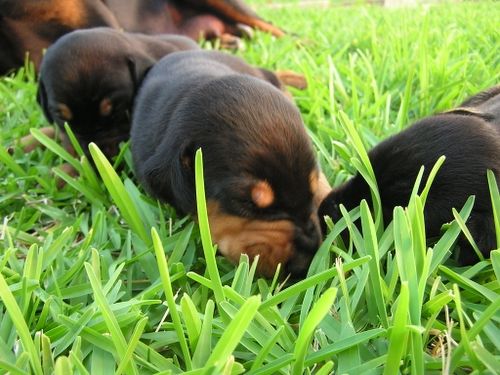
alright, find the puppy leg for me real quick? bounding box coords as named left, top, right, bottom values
left=276, top=70, right=308, bottom=90
left=219, top=34, right=244, bottom=50
left=9, top=126, right=56, bottom=154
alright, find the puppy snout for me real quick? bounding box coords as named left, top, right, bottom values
left=284, top=220, right=321, bottom=277
left=284, top=252, right=314, bottom=279
left=294, top=220, right=321, bottom=254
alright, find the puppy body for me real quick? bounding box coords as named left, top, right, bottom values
left=131, top=50, right=329, bottom=277
left=319, top=86, right=500, bottom=264
left=37, top=28, right=199, bottom=158
left=104, top=0, right=284, bottom=40
left=0, top=0, right=120, bottom=75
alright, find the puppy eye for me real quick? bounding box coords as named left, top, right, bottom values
left=99, top=98, right=113, bottom=117
left=56, top=103, right=73, bottom=121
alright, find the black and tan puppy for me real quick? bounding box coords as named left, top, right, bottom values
left=36, top=28, right=199, bottom=158
left=131, top=50, right=330, bottom=277
left=0, top=0, right=120, bottom=75
left=319, top=86, right=500, bottom=265
left=104, top=0, right=284, bottom=43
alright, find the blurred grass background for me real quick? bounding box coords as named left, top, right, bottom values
left=0, top=0, right=499, bottom=374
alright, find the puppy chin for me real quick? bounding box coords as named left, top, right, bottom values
left=207, top=201, right=296, bottom=277
left=75, top=130, right=130, bottom=159
left=206, top=200, right=324, bottom=278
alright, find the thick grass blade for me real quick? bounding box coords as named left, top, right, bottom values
left=181, top=293, right=202, bottom=351
left=0, top=273, right=43, bottom=375
left=0, top=146, right=27, bottom=177
left=383, top=282, right=410, bottom=375
left=30, top=128, right=82, bottom=173
left=192, top=300, right=215, bottom=368
left=206, top=295, right=261, bottom=369
left=151, top=228, right=192, bottom=370
left=84, top=262, right=137, bottom=375
left=292, top=288, right=337, bottom=375
left=194, top=149, right=225, bottom=304
left=114, top=317, right=148, bottom=375
left=260, top=256, right=370, bottom=310
left=360, top=200, right=388, bottom=327
left=88, top=143, right=149, bottom=245
left=487, top=170, right=500, bottom=248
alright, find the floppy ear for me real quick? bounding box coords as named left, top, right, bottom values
left=180, top=141, right=196, bottom=170
left=140, top=142, right=196, bottom=215
left=36, top=80, right=54, bottom=123
left=126, top=54, right=156, bottom=93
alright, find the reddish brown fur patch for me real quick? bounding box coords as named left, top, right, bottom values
left=310, top=170, right=331, bottom=208
left=207, top=201, right=294, bottom=277
left=58, top=103, right=73, bottom=122
left=19, top=0, right=87, bottom=27
left=276, top=70, right=308, bottom=90
left=99, top=98, right=113, bottom=117
left=251, top=180, right=274, bottom=208
left=18, top=126, right=56, bottom=153
left=203, top=0, right=285, bottom=37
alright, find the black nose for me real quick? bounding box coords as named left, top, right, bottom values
left=295, top=220, right=320, bottom=254
left=284, top=251, right=314, bottom=279
left=285, top=220, right=321, bottom=278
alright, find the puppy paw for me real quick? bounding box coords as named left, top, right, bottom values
left=276, top=70, right=308, bottom=90
left=235, top=23, right=254, bottom=39
left=9, top=126, right=56, bottom=154
left=219, top=33, right=245, bottom=50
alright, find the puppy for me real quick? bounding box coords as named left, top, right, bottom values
left=104, top=0, right=284, bottom=42
left=36, top=28, right=199, bottom=158
left=319, top=86, right=500, bottom=265
left=131, top=50, right=330, bottom=277
left=0, top=0, right=120, bottom=75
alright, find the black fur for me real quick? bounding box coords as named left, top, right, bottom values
left=37, top=27, right=199, bottom=158
left=131, top=50, right=320, bottom=277
left=319, top=86, right=500, bottom=265
left=0, top=0, right=120, bottom=75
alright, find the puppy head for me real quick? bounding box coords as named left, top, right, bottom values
left=37, top=28, right=155, bottom=158
left=174, top=76, right=331, bottom=277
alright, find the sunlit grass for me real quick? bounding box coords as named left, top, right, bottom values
left=0, top=1, right=499, bottom=373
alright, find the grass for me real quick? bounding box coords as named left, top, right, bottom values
left=0, top=1, right=499, bottom=373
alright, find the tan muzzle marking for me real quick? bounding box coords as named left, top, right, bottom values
left=207, top=201, right=294, bottom=277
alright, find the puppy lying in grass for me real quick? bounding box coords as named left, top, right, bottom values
left=0, top=0, right=121, bottom=76
left=35, top=28, right=199, bottom=158
left=104, top=0, right=285, bottom=48
left=131, top=50, right=330, bottom=277
left=319, top=85, right=500, bottom=265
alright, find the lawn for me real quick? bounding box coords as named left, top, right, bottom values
left=0, top=1, right=499, bottom=374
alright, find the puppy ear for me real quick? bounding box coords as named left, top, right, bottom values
left=257, top=68, right=283, bottom=90
left=180, top=141, right=196, bottom=170
left=36, top=80, right=54, bottom=123
left=126, top=55, right=155, bottom=92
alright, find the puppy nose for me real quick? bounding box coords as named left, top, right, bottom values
left=284, top=251, right=313, bottom=278
left=285, top=220, right=321, bottom=278
left=295, top=220, right=320, bottom=254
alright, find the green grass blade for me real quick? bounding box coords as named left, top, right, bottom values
left=487, top=170, right=500, bottom=248
left=84, top=262, right=137, bottom=375
left=88, top=142, right=150, bottom=245
left=383, top=282, right=410, bottom=375
left=194, top=148, right=225, bottom=304
left=292, top=288, right=337, bottom=375
left=114, top=317, right=148, bottom=375
left=0, top=273, right=43, bottom=375
left=206, top=295, right=261, bottom=369
left=151, top=228, right=192, bottom=370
